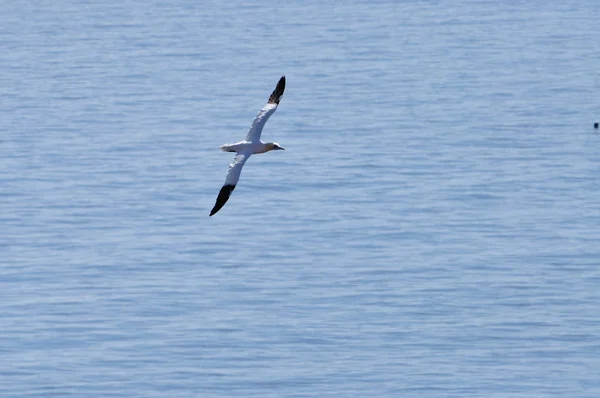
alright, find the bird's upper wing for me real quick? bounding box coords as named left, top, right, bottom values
left=210, top=152, right=251, bottom=216
left=245, top=76, right=286, bottom=142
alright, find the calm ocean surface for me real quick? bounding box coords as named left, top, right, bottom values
left=2, top=1, right=600, bottom=396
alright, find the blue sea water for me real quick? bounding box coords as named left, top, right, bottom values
left=2, top=1, right=600, bottom=396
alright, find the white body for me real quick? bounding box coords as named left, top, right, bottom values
left=218, top=101, right=284, bottom=186
left=220, top=141, right=275, bottom=155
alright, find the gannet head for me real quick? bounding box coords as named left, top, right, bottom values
left=267, top=142, right=285, bottom=151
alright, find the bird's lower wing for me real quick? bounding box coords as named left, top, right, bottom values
left=245, top=76, right=286, bottom=142
left=210, top=152, right=251, bottom=216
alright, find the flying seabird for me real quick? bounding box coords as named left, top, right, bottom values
left=209, top=76, right=286, bottom=216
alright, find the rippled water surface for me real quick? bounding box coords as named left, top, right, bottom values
left=2, top=1, right=600, bottom=397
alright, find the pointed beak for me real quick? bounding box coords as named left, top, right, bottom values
left=279, top=147, right=285, bottom=150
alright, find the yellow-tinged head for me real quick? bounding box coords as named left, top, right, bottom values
left=267, top=142, right=285, bottom=151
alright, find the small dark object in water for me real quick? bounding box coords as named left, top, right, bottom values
left=595, top=122, right=599, bottom=129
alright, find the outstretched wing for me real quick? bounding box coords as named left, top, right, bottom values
left=245, top=76, right=286, bottom=142
left=210, top=152, right=251, bottom=216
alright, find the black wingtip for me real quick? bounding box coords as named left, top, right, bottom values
left=209, top=185, right=236, bottom=216
left=268, top=76, right=286, bottom=105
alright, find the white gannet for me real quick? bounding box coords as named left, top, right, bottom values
left=210, top=76, right=286, bottom=216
